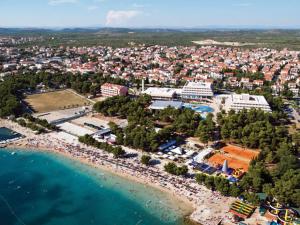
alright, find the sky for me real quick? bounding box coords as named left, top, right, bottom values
left=0, top=0, right=299, bottom=28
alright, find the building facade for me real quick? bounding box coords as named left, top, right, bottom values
left=221, top=94, right=271, bottom=112
left=142, top=87, right=178, bottom=100
left=181, top=81, right=214, bottom=100
left=101, top=83, right=128, bottom=97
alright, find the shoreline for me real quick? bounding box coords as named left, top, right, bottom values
left=6, top=144, right=195, bottom=220
left=0, top=119, right=234, bottom=225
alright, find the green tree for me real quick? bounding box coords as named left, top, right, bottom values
left=195, top=173, right=207, bottom=184
left=112, top=146, right=125, bottom=158
left=141, top=155, right=151, bottom=165
left=164, top=162, right=188, bottom=176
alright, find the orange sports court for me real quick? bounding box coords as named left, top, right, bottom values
left=208, top=145, right=260, bottom=172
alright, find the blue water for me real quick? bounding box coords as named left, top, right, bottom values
left=183, top=104, right=214, bottom=113
left=0, top=128, right=21, bottom=142
left=0, top=149, right=189, bottom=225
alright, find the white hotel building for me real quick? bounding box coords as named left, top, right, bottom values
left=101, top=83, right=128, bottom=97
left=219, top=94, right=271, bottom=112
left=142, top=87, right=178, bottom=100
left=181, top=82, right=214, bottom=100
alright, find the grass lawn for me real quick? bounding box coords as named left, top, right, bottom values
left=25, top=90, right=91, bottom=113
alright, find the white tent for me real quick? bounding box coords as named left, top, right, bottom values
left=171, top=147, right=184, bottom=155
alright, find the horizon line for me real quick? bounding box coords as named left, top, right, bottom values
left=1, top=25, right=300, bottom=30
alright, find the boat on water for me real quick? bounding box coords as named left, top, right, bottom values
left=11, top=152, right=16, bottom=155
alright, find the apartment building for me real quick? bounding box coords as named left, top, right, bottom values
left=181, top=81, right=214, bottom=100
left=221, top=94, right=271, bottom=112
left=101, top=83, right=128, bottom=97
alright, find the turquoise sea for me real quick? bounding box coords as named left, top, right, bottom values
left=0, top=148, right=190, bottom=225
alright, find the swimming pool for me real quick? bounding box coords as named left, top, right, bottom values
left=0, top=127, right=22, bottom=143
left=183, top=104, right=214, bottom=113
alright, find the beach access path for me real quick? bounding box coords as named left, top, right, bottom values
left=1, top=118, right=237, bottom=225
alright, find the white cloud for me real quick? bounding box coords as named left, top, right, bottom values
left=48, top=0, right=78, bottom=6
left=105, top=10, right=141, bottom=26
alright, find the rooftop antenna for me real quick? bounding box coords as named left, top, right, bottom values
left=142, top=79, right=145, bottom=92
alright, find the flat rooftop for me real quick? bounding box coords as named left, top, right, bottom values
left=143, top=87, right=177, bottom=98
left=34, top=107, right=90, bottom=124
left=57, top=122, right=94, bottom=137
left=230, top=94, right=269, bottom=105
left=183, top=81, right=212, bottom=89
left=149, top=100, right=183, bottom=110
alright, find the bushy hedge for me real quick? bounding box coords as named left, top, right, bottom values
left=16, top=118, right=46, bottom=134
left=23, top=113, right=58, bottom=131
left=164, top=162, right=188, bottom=176
left=78, top=134, right=125, bottom=158
left=141, top=155, right=151, bottom=165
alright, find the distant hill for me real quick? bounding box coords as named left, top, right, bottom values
left=1, top=27, right=300, bottom=50
left=1, top=27, right=300, bottom=35
left=0, top=27, right=182, bottom=35
left=0, top=28, right=56, bottom=35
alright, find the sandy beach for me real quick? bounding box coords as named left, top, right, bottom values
left=0, top=119, right=235, bottom=225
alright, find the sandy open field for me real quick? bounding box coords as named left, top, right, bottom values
left=208, top=145, right=259, bottom=171
left=25, top=90, right=91, bottom=113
